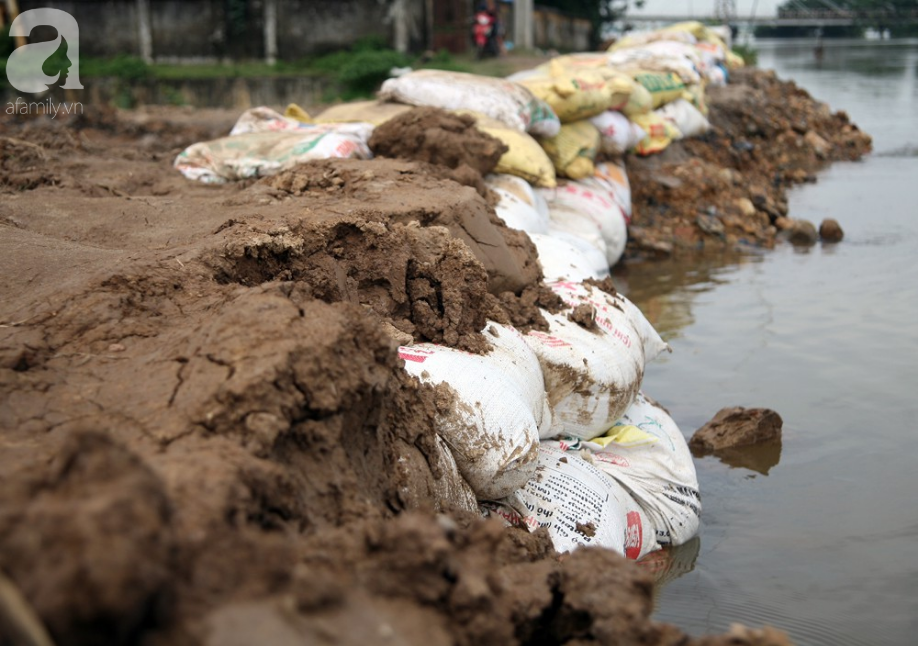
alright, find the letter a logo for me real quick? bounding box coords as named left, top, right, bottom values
left=7, top=9, right=83, bottom=94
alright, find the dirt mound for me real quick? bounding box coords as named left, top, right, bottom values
left=368, top=106, right=507, bottom=182
left=625, top=68, right=872, bottom=259
left=261, top=158, right=543, bottom=297
left=0, top=136, right=59, bottom=190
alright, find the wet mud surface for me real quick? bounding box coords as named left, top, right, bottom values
left=0, top=69, right=855, bottom=645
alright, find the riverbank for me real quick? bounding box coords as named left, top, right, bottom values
left=0, top=65, right=867, bottom=645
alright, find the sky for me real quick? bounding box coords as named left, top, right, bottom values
left=627, top=0, right=783, bottom=19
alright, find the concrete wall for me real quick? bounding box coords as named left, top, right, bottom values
left=15, top=0, right=429, bottom=61
left=533, top=7, right=591, bottom=51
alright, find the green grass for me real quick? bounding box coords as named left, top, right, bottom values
left=731, top=44, right=758, bottom=67
left=1, top=31, right=515, bottom=102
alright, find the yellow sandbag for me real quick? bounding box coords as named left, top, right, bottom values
left=284, top=103, right=313, bottom=123
left=460, top=111, right=557, bottom=188
left=622, top=82, right=653, bottom=117
left=314, top=100, right=413, bottom=125
left=661, top=21, right=709, bottom=40
left=631, top=70, right=687, bottom=109
left=519, top=62, right=632, bottom=123
left=539, top=120, right=601, bottom=180
left=629, top=113, right=682, bottom=156
left=725, top=50, right=746, bottom=69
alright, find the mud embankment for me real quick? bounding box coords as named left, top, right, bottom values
left=0, top=68, right=861, bottom=646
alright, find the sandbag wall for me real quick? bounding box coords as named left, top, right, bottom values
left=172, top=20, right=746, bottom=559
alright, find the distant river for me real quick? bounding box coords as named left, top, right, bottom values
left=619, top=38, right=918, bottom=645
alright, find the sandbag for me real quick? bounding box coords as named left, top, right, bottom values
left=228, top=106, right=313, bottom=135
left=629, top=112, right=683, bottom=156
left=656, top=98, right=711, bottom=138
left=472, top=115, right=557, bottom=188
left=589, top=161, right=633, bottom=223
left=544, top=206, right=608, bottom=260
left=529, top=232, right=609, bottom=283
left=621, top=81, right=654, bottom=117
left=539, top=120, right=601, bottom=180
left=630, top=70, right=688, bottom=109
left=590, top=110, right=647, bottom=156
left=524, top=281, right=669, bottom=440
left=174, top=126, right=373, bottom=184
left=314, top=100, right=413, bottom=125
left=556, top=392, right=701, bottom=548
left=483, top=445, right=655, bottom=558
left=492, top=187, right=549, bottom=234
left=378, top=69, right=561, bottom=137
left=541, top=180, right=627, bottom=266
left=518, top=64, right=633, bottom=123
left=398, top=322, right=550, bottom=499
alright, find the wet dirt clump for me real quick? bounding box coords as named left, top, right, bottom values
left=368, top=106, right=507, bottom=197
left=625, top=68, right=871, bottom=259
left=690, top=407, right=784, bottom=452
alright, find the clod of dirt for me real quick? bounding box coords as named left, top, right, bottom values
left=690, top=407, right=784, bottom=453
left=568, top=303, right=598, bottom=331
left=0, top=137, right=56, bottom=191
left=368, top=107, right=507, bottom=178
left=819, top=218, right=844, bottom=242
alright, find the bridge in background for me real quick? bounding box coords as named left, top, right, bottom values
left=624, top=9, right=918, bottom=29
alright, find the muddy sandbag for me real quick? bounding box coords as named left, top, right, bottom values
left=379, top=69, right=560, bottom=137
left=484, top=444, right=654, bottom=557
left=472, top=114, right=557, bottom=188
left=398, top=322, right=550, bottom=499
left=174, top=126, right=372, bottom=183
left=562, top=392, right=702, bottom=549
left=368, top=107, right=507, bottom=177
left=525, top=281, right=669, bottom=440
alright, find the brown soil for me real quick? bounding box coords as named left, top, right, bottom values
left=625, top=68, right=871, bottom=259
left=0, top=69, right=826, bottom=646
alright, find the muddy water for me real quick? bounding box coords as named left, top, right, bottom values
left=620, top=39, right=918, bottom=644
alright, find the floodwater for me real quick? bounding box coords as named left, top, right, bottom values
left=620, top=39, right=918, bottom=644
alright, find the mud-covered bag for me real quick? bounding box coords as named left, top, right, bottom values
left=525, top=281, right=669, bottom=440
left=559, top=392, right=701, bottom=548
left=174, top=126, right=373, bottom=184
left=379, top=69, right=560, bottom=137
left=398, top=322, right=550, bottom=499
left=483, top=445, right=655, bottom=558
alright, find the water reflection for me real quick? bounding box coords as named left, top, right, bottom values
left=692, top=438, right=783, bottom=476
left=636, top=537, right=701, bottom=600
left=613, top=251, right=764, bottom=341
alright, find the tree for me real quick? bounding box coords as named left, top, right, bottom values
left=537, top=0, right=645, bottom=48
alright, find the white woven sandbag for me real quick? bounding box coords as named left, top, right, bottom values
left=174, top=127, right=373, bottom=184
left=590, top=161, right=633, bottom=221
left=524, top=281, right=668, bottom=440
left=485, top=174, right=551, bottom=221
left=540, top=181, right=627, bottom=266
left=229, top=106, right=312, bottom=135
left=590, top=110, right=647, bottom=156
left=492, top=187, right=550, bottom=234
left=529, top=232, right=609, bottom=283
left=540, top=201, right=609, bottom=260
left=559, top=392, right=701, bottom=548
left=483, top=445, right=655, bottom=558
left=656, top=98, right=711, bottom=138
left=378, top=69, right=561, bottom=137
left=398, top=322, right=551, bottom=499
